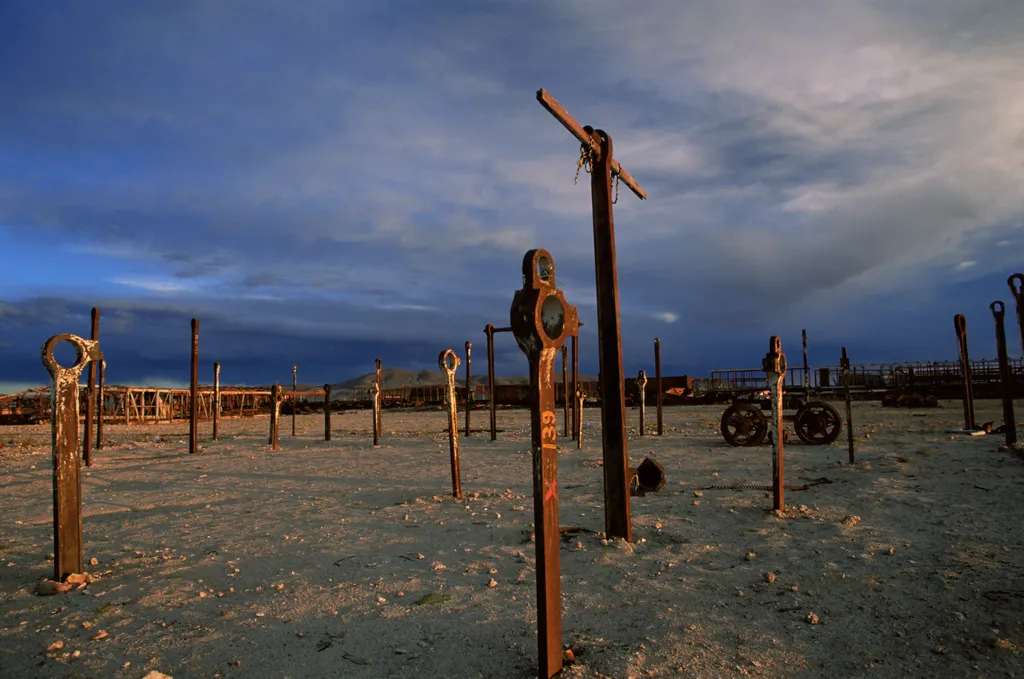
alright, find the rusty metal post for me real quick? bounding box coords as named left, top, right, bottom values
left=292, top=364, right=297, bottom=437
left=954, top=314, right=976, bottom=430
left=95, top=359, right=106, bottom=451
left=371, top=381, right=381, bottom=447
left=561, top=345, right=569, bottom=438
left=375, top=358, right=383, bottom=437
left=1007, top=274, right=1024, bottom=358
left=637, top=369, right=647, bottom=437
left=991, top=302, right=1018, bottom=446
left=269, top=384, right=280, bottom=450
left=189, top=318, right=199, bottom=454
left=465, top=341, right=473, bottom=437
left=840, top=348, right=854, bottom=464
left=324, top=384, right=332, bottom=441
left=762, top=337, right=787, bottom=512
left=485, top=324, right=497, bottom=441
left=801, top=329, right=810, bottom=396
left=42, top=334, right=102, bottom=582
left=537, top=90, right=643, bottom=543
left=439, top=350, right=463, bottom=499
left=83, top=307, right=99, bottom=467
left=654, top=338, right=664, bottom=436
left=571, top=333, right=579, bottom=441
left=212, top=362, right=220, bottom=441
left=510, top=249, right=579, bottom=679
left=576, top=389, right=584, bottom=450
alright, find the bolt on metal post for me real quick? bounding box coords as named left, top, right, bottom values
left=465, top=341, right=473, bottom=437
left=654, top=338, right=663, bottom=436
left=212, top=363, right=220, bottom=441
left=439, top=349, right=463, bottom=499
left=189, top=318, right=199, bottom=454
left=324, top=384, right=332, bottom=441
left=83, top=307, right=100, bottom=467
left=991, top=302, right=1018, bottom=446
left=42, top=333, right=102, bottom=582
left=510, top=248, right=579, bottom=679
left=762, top=337, right=787, bottom=512
left=954, top=314, right=976, bottom=430
left=637, top=369, right=647, bottom=436
left=269, top=384, right=280, bottom=450
left=840, top=347, right=855, bottom=464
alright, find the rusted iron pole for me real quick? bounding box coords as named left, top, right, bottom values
left=510, top=249, right=579, bottom=679
left=269, top=384, right=280, bottom=450
left=1009, top=274, right=1024, bottom=358
left=83, top=307, right=99, bottom=467
left=954, top=314, right=976, bottom=430
left=189, top=318, right=199, bottom=454
left=212, top=362, right=220, bottom=441
left=991, top=302, right=1018, bottom=446
left=654, top=338, right=664, bottom=436
left=561, top=345, right=569, bottom=438
left=801, top=329, right=810, bottom=396
left=637, top=370, right=647, bottom=437
left=577, top=391, right=585, bottom=448
left=292, top=364, right=297, bottom=437
left=538, top=89, right=641, bottom=542
left=375, top=358, right=383, bottom=437
left=840, top=347, right=855, bottom=464
left=42, top=333, right=102, bottom=582
left=95, top=359, right=106, bottom=451
left=762, top=337, right=787, bottom=512
left=371, top=381, right=381, bottom=448
left=465, top=341, right=473, bottom=437
left=571, top=333, right=579, bottom=441
left=324, top=384, right=332, bottom=441
left=439, top=349, right=463, bottom=499
left=485, top=324, right=497, bottom=440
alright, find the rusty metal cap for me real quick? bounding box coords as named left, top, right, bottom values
left=761, top=336, right=787, bottom=375
left=1009, top=274, right=1023, bottom=300
left=510, top=249, right=579, bottom=357
left=991, top=300, right=1005, bottom=318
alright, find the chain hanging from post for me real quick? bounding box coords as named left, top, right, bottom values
left=637, top=369, right=647, bottom=437
left=991, top=302, right=1018, bottom=446
left=762, top=337, right=787, bottom=512
left=439, top=350, right=463, bottom=499
left=42, top=333, right=102, bottom=582
left=840, top=347, right=855, bottom=464
left=954, top=314, right=976, bottom=431
left=269, top=384, right=280, bottom=450
left=510, top=248, right=579, bottom=679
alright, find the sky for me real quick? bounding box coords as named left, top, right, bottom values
left=2, top=0, right=1023, bottom=392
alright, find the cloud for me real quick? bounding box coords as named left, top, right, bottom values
left=954, top=261, right=977, bottom=271
left=654, top=312, right=679, bottom=324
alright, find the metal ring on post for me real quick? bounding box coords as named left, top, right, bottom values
left=439, top=349, right=463, bottom=499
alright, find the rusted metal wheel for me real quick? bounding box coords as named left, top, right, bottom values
left=786, top=397, right=805, bottom=411
left=794, top=401, right=842, bottom=445
left=721, top=403, right=768, bottom=447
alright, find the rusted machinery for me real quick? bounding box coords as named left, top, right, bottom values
left=720, top=396, right=842, bottom=447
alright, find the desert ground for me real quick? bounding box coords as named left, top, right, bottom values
left=1, top=399, right=1024, bottom=679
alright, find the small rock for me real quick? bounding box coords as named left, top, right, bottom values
left=71, top=650, right=81, bottom=659
left=91, top=630, right=108, bottom=641
left=46, top=640, right=64, bottom=653
left=431, top=562, right=446, bottom=571
left=487, top=579, right=497, bottom=588
left=36, top=579, right=73, bottom=596
left=933, top=646, right=948, bottom=655
left=763, top=572, right=777, bottom=584
left=745, top=552, right=757, bottom=561
left=693, top=490, right=703, bottom=498
left=806, top=612, right=820, bottom=625
left=142, top=672, right=174, bottom=679
left=841, top=515, right=861, bottom=527
left=89, top=557, right=99, bottom=566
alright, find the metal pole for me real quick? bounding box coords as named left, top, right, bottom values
left=375, top=358, right=383, bottom=438
left=637, top=370, right=647, bottom=436
left=189, top=318, right=199, bottom=454
left=372, top=381, right=380, bottom=448
left=465, top=341, right=473, bottom=437
left=954, top=314, right=976, bottom=430
left=561, top=345, right=569, bottom=438
left=96, top=359, right=106, bottom=451
left=212, top=363, right=220, bottom=441
left=269, top=384, right=280, bottom=450
left=292, top=364, right=297, bottom=437
left=485, top=325, right=497, bottom=440
left=83, top=307, right=99, bottom=467
left=42, top=333, right=101, bottom=581
left=654, top=337, right=663, bottom=436
left=576, top=389, right=584, bottom=450
left=588, top=127, right=631, bottom=542
left=840, top=348, right=854, bottom=464
left=439, top=350, right=462, bottom=499
left=991, top=302, right=1018, bottom=446
left=571, top=333, right=579, bottom=441
left=324, top=384, right=332, bottom=441
left=801, top=329, right=810, bottom=396
left=1009, top=274, right=1024, bottom=358
left=762, top=337, right=787, bottom=512
left=510, top=248, right=578, bottom=679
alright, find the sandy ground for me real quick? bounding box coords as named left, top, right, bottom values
left=2, top=399, right=1024, bottom=679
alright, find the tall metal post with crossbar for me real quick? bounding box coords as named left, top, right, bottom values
left=511, top=248, right=579, bottom=679
left=536, top=89, right=645, bottom=541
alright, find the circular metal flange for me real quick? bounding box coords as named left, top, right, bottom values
left=794, top=401, right=843, bottom=445
left=721, top=403, right=768, bottom=447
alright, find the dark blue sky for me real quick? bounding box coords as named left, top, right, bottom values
left=2, top=1, right=1022, bottom=391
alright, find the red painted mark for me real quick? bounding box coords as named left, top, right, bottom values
left=545, top=480, right=557, bottom=503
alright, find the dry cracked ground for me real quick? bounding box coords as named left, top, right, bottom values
left=1, top=399, right=1024, bottom=678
